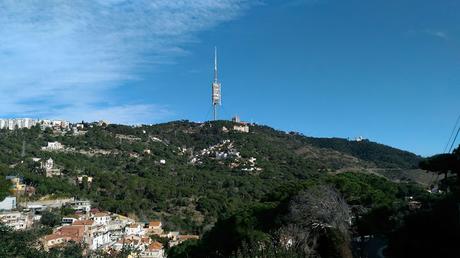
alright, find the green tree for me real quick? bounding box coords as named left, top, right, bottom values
left=40, top=211, right=62, bottom=227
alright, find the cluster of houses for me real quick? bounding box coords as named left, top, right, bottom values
left=190, top=139, right=262, bottom=172
left=41, top=205, right=198, bottom=257
left=0, top=195, right=34, bottom=231
left=0, top=194, right=198, bottom=257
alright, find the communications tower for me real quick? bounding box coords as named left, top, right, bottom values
left=211, top=47, right=222, bottom=121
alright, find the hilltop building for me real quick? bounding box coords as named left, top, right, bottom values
left=232, top=116, right=250, bottom=133
left=0, top=118, right=36, bottom=130
left=0, top=118, right=72, bottom=130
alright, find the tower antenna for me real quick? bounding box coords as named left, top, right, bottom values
left=214, top=47, right=218, bottom=83
left=211, top=47, right=222, bottom=121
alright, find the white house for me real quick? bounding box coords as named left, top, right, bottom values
left=0, top=197, right=16, bottom=211
left=0, top=211, right=30, bottom=230
left=69, top=200, right=91, bottom=213
left=125, top=223, right=144, bottom=236
left=91, top=230, right=112, bottom=250
left=42, top=142, right=64, bottom=151
left=140, top=242, right=165, bottom=258
left=233, top=124, right=250, bottom=133
left=92, top=212, right=111, bottom=225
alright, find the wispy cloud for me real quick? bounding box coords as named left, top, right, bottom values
left=0, top=0, right=253, bottom=124
left=282, top=0, right=324, bottom=7
left=425, top=30, right=449, bottom=40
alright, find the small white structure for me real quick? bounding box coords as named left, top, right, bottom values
left=69, top=200, right=91, bottom=213
left=77, top=175, right=93, bottom=185
left=42, top=142, right=64, bottom=151
left=233, top=124, right=250, bottom=133
left=92, top=212, right=111, bottom=225
left=125, top=223, right=144, bottom=236
left=232, top=116, right=241, bottom=123
left=159, top=159, right=166, bottom=165
left=91, top=231, right=112, bottom=250
left=0, top=197, right=17, bottom=211
left=41, top=158, right=61, bottom=177
left=140, top=242, right=165, bottom=258
left=97, top=120, right=110, bottom=126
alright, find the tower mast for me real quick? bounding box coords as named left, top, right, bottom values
left=214, top=47, right=218, bottom=84
left=212, top=47, right=221, bottom=121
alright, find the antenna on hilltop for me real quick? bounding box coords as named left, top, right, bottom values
left=211, top=47, right=222, bottom=121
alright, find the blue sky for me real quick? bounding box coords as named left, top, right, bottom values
left=0, top=0, right=459, bottom=156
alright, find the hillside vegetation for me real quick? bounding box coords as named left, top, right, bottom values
left=0, top=120, right=422, bottom=234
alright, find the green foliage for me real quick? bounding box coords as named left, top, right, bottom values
left=0, top=223, right=82, bottom=258
left=40, top=211, right=62, bottom=227
left=0, top=177, right=11, bottom=201
left=327, top=173, right=399, bottom=207
left=0, top=121, right=423, bottom=236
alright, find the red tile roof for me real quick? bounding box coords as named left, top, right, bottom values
left=148, top=220, right=161, bottom=227
left=44, top=233, right=65, bottom=241
left=73, top=219, right=94, bottom=226
left=147, top=241, right=163, bottom=251
left=93, top=212, right=110, bottom=217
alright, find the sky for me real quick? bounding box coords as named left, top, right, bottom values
left=0, top=0, right=459, bottom=156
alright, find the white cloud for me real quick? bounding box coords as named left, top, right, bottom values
left=0, top=0, right=253, bottom=124
left=425, top=30, right=449, bottom=40
left=283, top=0, right=323, bottom=7
left=52, top=104, right=173, bottom=125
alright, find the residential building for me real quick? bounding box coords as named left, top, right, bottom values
left=92, top=212, right=111, bottom=225
left=233, top=124, right=250, bottom=133
left=125, top=223, right=144, bottom=236
left=0, top=118, right=37, bottom=130
left=69, top=200, right=91, bottom=213
left=42, top=234, right=68, bottom=251
left=42, top=141, right=64, bottom=151
left=91, top=229, right=111, bottom=250
left=41, top=225, right=85, bottom=251
left=0, top=211, right=31, bottom=230
left=0, top=196, right=16, bottom=211
left=147, top=220, right=163, bottom=235
left=140, top=242, right=164, bottom=258
left=6, top=176, right=26, bottom=195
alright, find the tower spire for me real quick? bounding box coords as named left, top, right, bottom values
left=214, top=46, right=218, bottom=83
left=211, top=47, right=222, bottom=121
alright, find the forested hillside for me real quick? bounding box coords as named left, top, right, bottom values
left=0, top=120, right=423, bottom=234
